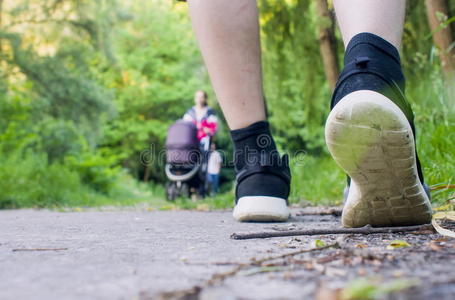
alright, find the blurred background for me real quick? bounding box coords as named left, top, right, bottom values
left=0, top=0, right=453, bottom=209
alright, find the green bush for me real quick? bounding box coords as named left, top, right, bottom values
left=64, top=151, right=122, bottom=195
left=0, top=152, right=96, bottom=208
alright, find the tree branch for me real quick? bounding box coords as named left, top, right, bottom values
left=231, top=224, right=434, bottom=240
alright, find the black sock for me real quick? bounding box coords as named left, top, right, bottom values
left=230, top=121, right=278, bottom=172
left=230, top=121, right=290, bottom=202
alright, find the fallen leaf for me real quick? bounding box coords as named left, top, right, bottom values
left=386, top=240, right=411, bottom=250
left=342, top=277, right=418, bottom=300
left=433, top=203, right=453, bottom=211
left=312, top=239, right=326, bottom=248
left=433, top=211, right=455, bottom=222
left=432, top=218, right=455, bottom=238
left=341, top=278, right=378, bottom=300
left=355, top=244, right=368, bottom=248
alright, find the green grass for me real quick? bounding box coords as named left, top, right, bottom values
left=410, top=73, right=455, bottom=205
left=289, top=155, right=345, bottom=206
left=0, top=152, right=167, bottom=209
left=170, top=192, right=233, bottom=210
left=416, top=116, right=455, bottom=205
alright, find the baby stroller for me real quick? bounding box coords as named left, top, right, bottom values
left=164, top=120, right=208, bottom=201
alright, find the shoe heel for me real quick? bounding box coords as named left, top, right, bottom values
left=233, top=196, right=289, bottom=222
left=325, top=90, right=432, bottom=227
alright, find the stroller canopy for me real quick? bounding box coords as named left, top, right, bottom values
left=165, top=120, right=200, bottom=164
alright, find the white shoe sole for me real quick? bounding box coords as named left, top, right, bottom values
left=233, top=196, right=290, bottom=222
left=325, top=90, right=432, bottom=227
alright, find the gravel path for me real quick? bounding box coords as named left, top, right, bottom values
left=1, top=208, right=454, bottom=299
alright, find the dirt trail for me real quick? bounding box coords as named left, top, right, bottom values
left=1, top=208, right=454, bottom=299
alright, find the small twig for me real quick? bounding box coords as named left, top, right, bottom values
left=184, top=261, right=243, bottom=266
left=250, top=243, right=337, bottom=265
left=203, top=242, right=337, bottom=285
left=188, top=243, right=338, bottom=268
left=295, top=207, right=342, bottom=217
left=231, top=224, right=434, bottom=240
left=12, top=248, right=68, bottom=252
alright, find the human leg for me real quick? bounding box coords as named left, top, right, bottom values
left=212, top=174, right=220, bottom=195
left=333, top=0, right=405, bottom=49
left=187, top=0, right=265, bottom=130
left=187, top=0, right=291, bottom=221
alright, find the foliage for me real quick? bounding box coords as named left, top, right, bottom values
left=0, top=0, right=453, bottom=208
left=0, top=151, right=93, bottom=208
left=0, top=0, right=211, bottom=207
left=260, top=0, right=455, bottom=204
left=289, top=154, right=345, bottom=204
left=99, top=0, right=211, bottom=181
left=260, top=0, right=335, bottom=153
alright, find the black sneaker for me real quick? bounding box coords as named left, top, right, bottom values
left=233, top=152, right=291, bottom=222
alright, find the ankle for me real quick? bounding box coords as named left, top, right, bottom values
left=230, top=120, right=277, bottom=172
left=332, top=33, right=404, bottom=107
left=331, top=32, right=414, bottom=123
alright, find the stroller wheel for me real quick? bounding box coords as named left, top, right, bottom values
left=180, top=183, right=190, bottom=198
left=165, top=182, right=177, bottom=201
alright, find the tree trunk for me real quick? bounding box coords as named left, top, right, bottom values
left=143, top=165, right=150, bottom=182
left=314, top=0, right=339, bottom=90
left=0, top=0, right=3, bottom=55
left=424, top=0, right=455, bottom=81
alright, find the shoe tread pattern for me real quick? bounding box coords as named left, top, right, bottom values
left=325, top=91, right=432, bottom=227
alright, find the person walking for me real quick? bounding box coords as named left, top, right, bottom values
left=183, top=90, right=218, bottom=152
left=184, top=0, right=432, bottom=226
